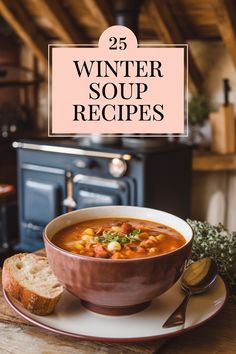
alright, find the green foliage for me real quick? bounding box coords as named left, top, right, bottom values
left=187, top=219, right=236, bottom=287
left=188, top=95, right=210, bottom=126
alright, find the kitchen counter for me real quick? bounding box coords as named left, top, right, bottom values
left=0, top=251, right=235, bottom=354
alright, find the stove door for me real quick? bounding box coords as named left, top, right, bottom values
left=21, top=164, right=66, bottom=225
left=19, top=163, right=66, bottom=251
left=73, top=174, right=133, bottom=208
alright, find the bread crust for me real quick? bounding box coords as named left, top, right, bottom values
left=2, top=253, right=63, bottom=316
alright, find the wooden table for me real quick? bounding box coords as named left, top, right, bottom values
left=1, top=257, right=236, bottom=354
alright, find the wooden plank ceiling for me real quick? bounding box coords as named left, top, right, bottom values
left=0, top=0, right=236, bottom=94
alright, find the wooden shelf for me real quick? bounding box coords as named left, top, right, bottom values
left=193, top=152, right=236, bottom=171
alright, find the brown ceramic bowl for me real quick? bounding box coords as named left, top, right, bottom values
left=44, top=206, right=193, bottom=315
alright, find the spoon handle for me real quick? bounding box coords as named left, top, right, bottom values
left=162, top=291, right=192, bottom=328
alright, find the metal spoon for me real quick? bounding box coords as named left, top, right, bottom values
left=162, top=257, right=218, bottom=328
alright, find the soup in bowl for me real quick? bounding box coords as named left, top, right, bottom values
left=52, top=218, right=186, bottom=259
left=44, top=206, right=193, bottom=315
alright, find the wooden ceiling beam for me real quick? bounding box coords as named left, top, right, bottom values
left=211, top=0, right=236, bottom=69
left=83, top=0, right=114, bottom=33
left=146, top=0, right=202, bottom=94
left=0, top=0, right=48, bottom=68
left=37, top=0, right=85, bottom=44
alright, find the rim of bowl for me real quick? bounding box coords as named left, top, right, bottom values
left=43, top=205, right=194, bottom=263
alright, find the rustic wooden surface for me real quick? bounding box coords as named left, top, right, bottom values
left=0, top=250, right=236, bottom=354
left=161, top=299, right=236, bottom=354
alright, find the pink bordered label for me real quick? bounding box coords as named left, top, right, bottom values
left=48, top=25, right=187, bottom=137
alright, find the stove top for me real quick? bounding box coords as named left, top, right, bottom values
left=17, top=137, right=191, bottom=155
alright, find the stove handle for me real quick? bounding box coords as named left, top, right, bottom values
left=62, top=171, right=77, bottom=212
left=73, top=174, right=126, bottom=190
left=12, top=141, right=132, bottom=161
left=21, top=222, right=43, bottom=231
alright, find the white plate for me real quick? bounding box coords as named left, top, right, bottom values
left=3, top=275, right=227, bottom=343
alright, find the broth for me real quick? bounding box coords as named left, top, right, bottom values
left=52, top=218, right=186, bottom=259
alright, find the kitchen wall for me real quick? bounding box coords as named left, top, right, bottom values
left=190, top=40, right=236, bottom=108
left=190, top=41, right=236, bottom=230
left=20, top=45, right=48, bottom=131
left=0, top=36, right=20, bottom=107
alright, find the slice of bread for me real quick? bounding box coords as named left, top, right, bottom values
left=2, top=253, right=63, bottom=316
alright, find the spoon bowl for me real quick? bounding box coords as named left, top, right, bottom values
left=182, top=257, right=218, bottom=294
left=163, top=257, right=218, bottom=328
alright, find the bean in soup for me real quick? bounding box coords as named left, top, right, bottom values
left=52, top=218, right=186, bottom=259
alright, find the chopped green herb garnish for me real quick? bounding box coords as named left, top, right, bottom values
left=94, top=231, right=119, bottom=244
left=129, top=229, right=141, bottom=237
left=95, top=229, right=141, bottom=245
left=120, top=236, right=130, bottom=244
